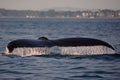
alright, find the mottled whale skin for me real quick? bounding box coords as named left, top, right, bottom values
left=5, top=37, right=115, bottom=56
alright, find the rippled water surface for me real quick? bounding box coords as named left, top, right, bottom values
left=0, top=18, right=120, bottom=80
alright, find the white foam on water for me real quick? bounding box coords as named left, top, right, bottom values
left=5, top=46, right=115, bottom=57
left=5, top=47, right=50, bottom=57
left=57, top=46, right=115, bottom=56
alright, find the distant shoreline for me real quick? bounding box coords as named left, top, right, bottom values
left=0, top=17, right=120, bottom=19
left=0, top=8, right=120, bottom=19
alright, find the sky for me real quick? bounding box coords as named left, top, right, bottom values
left=0, top=0, right=120, bottom=10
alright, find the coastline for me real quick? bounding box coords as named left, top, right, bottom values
left=0, top=17, right=120, bottom=19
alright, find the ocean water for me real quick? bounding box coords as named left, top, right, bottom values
left=0, top=18, right=120, bottom=80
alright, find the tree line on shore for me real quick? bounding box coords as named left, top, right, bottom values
left=0, top=8, right=120, bottom=18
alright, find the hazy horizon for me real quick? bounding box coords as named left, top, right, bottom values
left=0, top=0, right=120, bottom=10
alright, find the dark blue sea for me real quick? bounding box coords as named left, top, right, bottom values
left=0, top=18, right=120, bottom=80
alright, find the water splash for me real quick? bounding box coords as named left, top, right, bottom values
left=5, top=46, right=115, bottom=57
left=5, top=47, right=50, bottom=57
left=59, top=46, right=115, bottom=56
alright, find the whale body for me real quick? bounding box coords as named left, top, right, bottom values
left=5, top=37, right=115, bottom=56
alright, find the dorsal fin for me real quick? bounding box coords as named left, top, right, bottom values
left=38, top=37, right=48, bottom=40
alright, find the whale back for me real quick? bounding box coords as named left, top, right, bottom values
left=7, top=39, right=55, bottom=53
left=50, top=38, right=115, bottom=56
left=53, top=38, right=114, bottom=50
left=5, top=38, right=115, bottom=56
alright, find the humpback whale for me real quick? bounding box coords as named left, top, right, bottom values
left=5, top=37, right=115, bottom=56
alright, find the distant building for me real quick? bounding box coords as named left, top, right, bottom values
left=0, top=8, right=120, bottom=18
